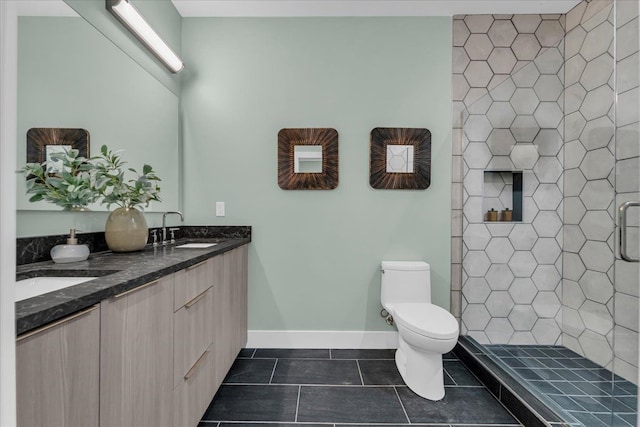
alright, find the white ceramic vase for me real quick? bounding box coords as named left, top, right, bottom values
left=104, top=207, right=148, bottom=252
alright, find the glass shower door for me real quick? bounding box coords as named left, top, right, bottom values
left=612, top=0, right=640, bottom=421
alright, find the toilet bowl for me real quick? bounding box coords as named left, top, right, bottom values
left=392, top=302, right=459, bottom=400
left=381, top=261, right=460, bottom=401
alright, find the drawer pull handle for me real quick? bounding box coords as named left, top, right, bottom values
left=184, top=350, right=208, bottom=380
left=113, top=279, right=160, bottom=299
left=17, top=305, right=99, bottom=341
left=185, top=290, right=208, bottom=308
left=186, top=260, right=207, bottom=271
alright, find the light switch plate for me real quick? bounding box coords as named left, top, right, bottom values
left=216, top=201, right=225, bottom=217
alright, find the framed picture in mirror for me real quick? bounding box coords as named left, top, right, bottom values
left=278, top=128, right=338, bottom=190
left=369, top=127, right=431, bottom=190
left=26, top=128, right=90, bottom=171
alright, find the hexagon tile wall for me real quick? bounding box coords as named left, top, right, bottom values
left=452, top=1, right=638, bottom=378
left=452, top=0, right=640, bottom=383
left=451, top=12, right=566, bottom=346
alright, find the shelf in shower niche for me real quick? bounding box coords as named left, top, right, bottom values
left=483, top=170, right=523, bottom=222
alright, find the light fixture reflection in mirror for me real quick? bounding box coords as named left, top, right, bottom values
left=386, top=145, right=414, bottom=173
left=294, top=145, right=323, bottom=173
left=106, top=0, right=184, bottom=73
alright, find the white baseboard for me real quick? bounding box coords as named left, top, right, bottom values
left=247, top=330, right=399, bottom=349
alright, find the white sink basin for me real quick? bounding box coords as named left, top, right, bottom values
left=175, top=243, right=217, bottom=249
left=15, top=276, right=97, bottom=302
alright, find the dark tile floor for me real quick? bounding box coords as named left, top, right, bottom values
left=486, top=344, right=638, bottom=427
left=199, top=348, right=522, bottom=427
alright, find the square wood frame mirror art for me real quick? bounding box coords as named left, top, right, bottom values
left=278, top=128, right=339, bottom=190
left=27, top=128, right=90, bottom=168
left=369, top=127, right=431, bottom=190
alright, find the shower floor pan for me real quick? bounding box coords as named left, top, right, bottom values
left=454, top=336, right=637, bottom=427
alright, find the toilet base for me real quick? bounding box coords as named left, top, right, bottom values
left=395, top=338, right=446, bottom=401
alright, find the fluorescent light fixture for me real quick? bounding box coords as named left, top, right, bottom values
left=106, top=0, right=184, bottom=73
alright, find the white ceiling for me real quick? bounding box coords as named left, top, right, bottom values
left=171, top=0, right=582, bottom=17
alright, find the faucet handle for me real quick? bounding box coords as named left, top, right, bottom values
left=169, top=228, right=179, bottom=244
left=151, top=230, right=159, bottom=247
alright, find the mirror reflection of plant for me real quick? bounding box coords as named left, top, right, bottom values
left=20, top=148, right=98, bottom=210
left=92, top=145, right=161, bottom=209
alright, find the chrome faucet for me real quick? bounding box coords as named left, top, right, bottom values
left=162, top=211, right=184, bottom=245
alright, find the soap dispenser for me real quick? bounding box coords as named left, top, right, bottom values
left=50, top=229, right=90, bottom=264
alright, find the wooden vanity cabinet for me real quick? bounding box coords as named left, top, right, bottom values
left=16, top=243, right=248, bottom=427
left=100, top=275, right=174, bottom=427
left=16, top=305, right=100, bottom=427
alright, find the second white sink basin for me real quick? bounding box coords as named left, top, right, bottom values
left=16, top=276, right=97, bottom=302
left=175, top=243, right=218, bottom=249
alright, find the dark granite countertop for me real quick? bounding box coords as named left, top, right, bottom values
left=16, top=237, right=250, bottom=336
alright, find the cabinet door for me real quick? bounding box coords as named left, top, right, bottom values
left=232, top=245, right=249, bottom=353
left=212, top=253, right=233, bottom=389
left=100, top=275, right=174, bottom=427
left=213, top=245, right=249, bottom=387
left=16, top=305, right=100, bottom=427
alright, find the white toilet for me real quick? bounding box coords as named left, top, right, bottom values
left=381, top=261, right=459, bottom=401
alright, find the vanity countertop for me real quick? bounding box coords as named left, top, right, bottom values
left=16, top=237, right=250, bottom=336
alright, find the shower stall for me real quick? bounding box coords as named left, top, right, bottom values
left=452, top=1, right=639, bottom=425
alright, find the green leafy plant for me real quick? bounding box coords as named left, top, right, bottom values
left=20, top=148, right=99, bottom=210
left=91, top=145, right=161, bottom=209
left=19, top=145, right=162, bottom=211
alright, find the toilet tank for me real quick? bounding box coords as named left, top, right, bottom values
left=381, top=261, right=431, bottom=309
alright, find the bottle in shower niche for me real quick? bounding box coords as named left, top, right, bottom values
left=500, top=208, right=512, bottom=222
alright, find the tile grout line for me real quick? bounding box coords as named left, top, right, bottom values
left=269, top=359, right=279, bottom=384
left=219, top=382, right=485, bottom=388
left=445, top=368, right=458, bottom=387
left=393, top=386, right=411, bottom=424
left=294, top=385, right=301, bottom=422
left=355, top=359, right=365, bottom=386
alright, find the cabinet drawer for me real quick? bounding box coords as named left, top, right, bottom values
left=174, top=259, right=214, bottom=310
left=173, top=347, right=215, bottom=427
left=174, top=287, right=214, bottom=387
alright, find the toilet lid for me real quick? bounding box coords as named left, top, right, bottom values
left=393, top=303, right=459, bottom=340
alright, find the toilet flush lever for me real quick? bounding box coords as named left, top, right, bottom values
left=380, top=309, right=394, bottom=326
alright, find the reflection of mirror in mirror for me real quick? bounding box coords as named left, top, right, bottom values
left=17, top=15, right=179, bottom=212
left=45, top=145, right=72, bottom=173
left=386, top=145, right=414, bottom=173
left=294, top=146, right=323, bottom=173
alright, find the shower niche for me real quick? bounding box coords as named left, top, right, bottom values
left=482, top=170, right=522, bottom=222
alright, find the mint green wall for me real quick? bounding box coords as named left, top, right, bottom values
left=181, top=18, right=453, bottom=331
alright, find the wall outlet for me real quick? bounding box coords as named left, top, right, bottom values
left=216, top=201, right=225, bottom=217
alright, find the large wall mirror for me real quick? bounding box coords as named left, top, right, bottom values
left=16, top=2, right=180, bottom=213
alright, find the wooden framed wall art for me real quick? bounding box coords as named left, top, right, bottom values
left=278, top=128, right=339, bottom=190
left=27, top=128, right=90, bottom=172
left=369, top=127, right=431, bottom=190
